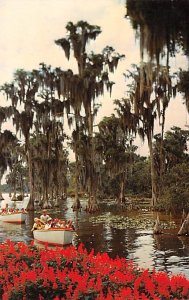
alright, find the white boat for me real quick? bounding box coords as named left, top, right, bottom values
left=33, top=228, right=74, bottom=246
left=0, top=212, right=27, bottom=224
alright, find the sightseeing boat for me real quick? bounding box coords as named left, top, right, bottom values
left=33, top=228, right=74, bottom=246
left=0, top=212, right=27, bottom=224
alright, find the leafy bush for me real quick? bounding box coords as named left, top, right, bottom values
left=158, top=162, right=189, bottom=212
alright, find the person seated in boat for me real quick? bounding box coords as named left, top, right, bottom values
left=55, top=219, right=61, bottom=227
left=66, top=220, right=71, bottom=228
left=1, top=208, right=6, bottom=215
left=31, top=218, right=45, bottom=231
left=44, top=217, right=53, bottom=230
left=40, top=209, right=51, bottom=223
left=60, top=220, right=66, bottom=228
left=7, top=208, right=14, bottom=214
left=5, top=204, right=9, bottom=213
left=66, top=220, right=75, bottom=230
left=51, top=218, right=61, bottom=228
left=21, top=208, right=27, bottom=213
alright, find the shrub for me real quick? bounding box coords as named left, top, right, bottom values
left=0, top=240, right=188, bottom=299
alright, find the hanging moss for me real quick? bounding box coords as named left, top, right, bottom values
left=126, top=0, right=189, bottom=63
left=55, top=38, right=70, bottom=60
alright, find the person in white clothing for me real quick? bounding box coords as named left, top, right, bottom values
left=44, top=217, right=53, bottom=229
left=40, top=209, right=51, bottom=223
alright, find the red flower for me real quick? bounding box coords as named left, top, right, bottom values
left=0, top=240, right=188, bottom=299
left=117, top=287, right=133, bottom=299
left=170, top=274, right=189, bottom=297
left=153, top=271, right=170, bottom=298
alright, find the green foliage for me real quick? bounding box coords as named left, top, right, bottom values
left=157, top=162, right=189, bottom=212
left=152, top=127, right=189, bottom=211
left=127, top=158, right=151, bottom=196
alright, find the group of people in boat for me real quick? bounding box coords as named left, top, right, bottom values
left=31, top=209, right=75, bottom=231
left=0, top=206, right=27, bottom=215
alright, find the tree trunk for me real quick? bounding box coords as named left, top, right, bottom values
left=159, top=109, right=166, bottom=199
left=12, top=192, right=17, bottom=201
left=178, top=214, right=189, bottom=236
left=148, top=132, right=158, bottom=206
left=87, top=196, right=99, bottom=212
left=86, top=105, right=99, bottom=212
left=72, top=149, right=81, bottom=211
left=153, top=215, right=162, bottom=234
left=42, top=184, right=51, bottom=208
left=27, top=147, right=35, bottom=210
left=20, top=174, right=25, bottom=200
left=119, top=171, right=126, bottom=206
left=0, top=176, right=4, bottom=200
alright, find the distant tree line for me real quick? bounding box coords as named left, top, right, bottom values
left=0, top=0, right=189, bottom=212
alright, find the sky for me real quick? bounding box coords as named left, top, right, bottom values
left=0, top=0, right=188, bottom=157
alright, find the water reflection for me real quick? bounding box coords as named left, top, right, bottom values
left=151, top=233, right=189, bottom=277
left=0, top=197, right=189, bottom=278
left=0, top=220, right=32, bottom=243
left=178, top=236, right=189, bottom=256
left=129, top=233, right=155, bottom=269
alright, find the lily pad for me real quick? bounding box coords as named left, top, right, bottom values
left=89, top=213, right=177, bottom=230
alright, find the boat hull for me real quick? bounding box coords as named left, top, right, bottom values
left=0, top=212, right=27, bottom=224
left=33, top=229, right=74, bottom=246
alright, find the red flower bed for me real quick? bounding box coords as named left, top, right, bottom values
left=0, top=240, right=188, bottom=299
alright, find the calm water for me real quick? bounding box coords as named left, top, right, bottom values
left=1, top=196, right=189, bottom=278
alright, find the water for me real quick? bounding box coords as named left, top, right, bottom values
left=1, top=195, right=189, bottom=279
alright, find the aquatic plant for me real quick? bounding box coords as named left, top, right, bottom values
left=90, top=213, right=177, bottom=230
left=0, top=240, right=188, bottom=299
